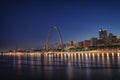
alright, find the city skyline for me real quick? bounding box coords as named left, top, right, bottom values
left=1, top=0, right=120, bottom=51
left=2, top=28, right=120, bottom=51
left=65, top=28, right=120, bottom=50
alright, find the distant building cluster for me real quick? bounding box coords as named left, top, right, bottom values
left=64, top=29, right=120, bottom=50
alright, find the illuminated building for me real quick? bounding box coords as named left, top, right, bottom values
left=108, top=33, right=117, bottom=45
left=90, top=37, right=97, bottom=46
left=98, top=28, right=108, bottom=46
left=77, top=41, right=84, bottom=48
left=107, top=33, right=120, bottom=46
left=99, top=29, right=107, bottom=40
left=65, top=28, right=120, bottom=50
left=83, top=40, right=90, bottom=48
left=97, top=39, right=105, bottom=46
left=65, top=41, right=75, bottom=50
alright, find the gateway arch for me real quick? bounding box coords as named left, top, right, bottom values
left=44, top=26, right=64, bottom=51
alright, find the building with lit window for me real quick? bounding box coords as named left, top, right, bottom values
left=77, top=41, right=84, bottom=48
left=83, top=40, right=91, bottom=48
left=99, top=29, right=107, bottom=39
left=98, top=29, right=108, bottom=46
left=90, top=37, right=97, bottom=46
left=65, top=41, right=75, bottom=50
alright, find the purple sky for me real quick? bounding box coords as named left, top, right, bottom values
left=1, top=0, right=120, bottom=51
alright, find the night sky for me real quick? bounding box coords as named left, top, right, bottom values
left=1, top=0, right=120, bottom=51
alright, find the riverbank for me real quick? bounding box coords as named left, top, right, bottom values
left=1, top=49, right=120, bottom=55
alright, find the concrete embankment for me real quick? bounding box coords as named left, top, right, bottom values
left=53, top=50, right=120, bottom=54
left=1, top=50, right=120, bottom=55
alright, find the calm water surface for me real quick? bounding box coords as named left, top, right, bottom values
left=0, top=53, right=120, bottom=80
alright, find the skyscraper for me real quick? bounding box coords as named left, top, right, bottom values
left=99, top=29, right=107, bottom=40
left=98, top=29, right=108, bottom=46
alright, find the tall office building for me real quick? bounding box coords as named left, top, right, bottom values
left=98, top=29, right=108, bottom=46
left=99, top=29, right=107, bottom=40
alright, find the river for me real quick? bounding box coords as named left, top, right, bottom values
left=0, top=53, right=120, bottom=80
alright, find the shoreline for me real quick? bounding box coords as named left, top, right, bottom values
left=1, top=49, right=120, bottom=55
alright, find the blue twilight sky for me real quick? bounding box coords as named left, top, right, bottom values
left=1, top=0, right=120, bottom=51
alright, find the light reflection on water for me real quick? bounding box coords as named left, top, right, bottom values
left=1, top=53, right=120, bottom=80
left=1, top=53, right=120, bottom=68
